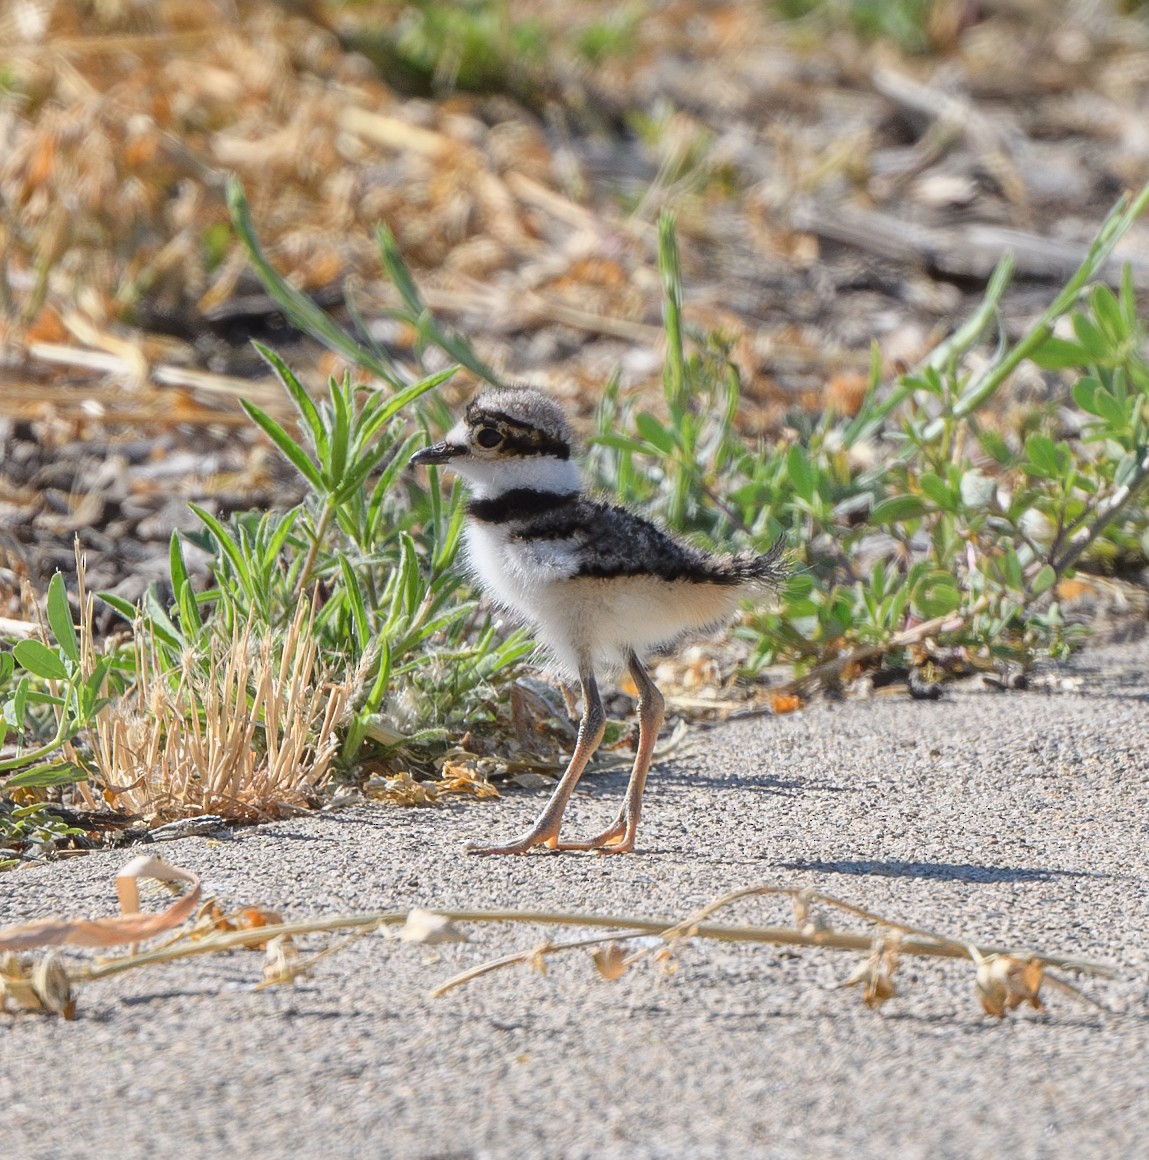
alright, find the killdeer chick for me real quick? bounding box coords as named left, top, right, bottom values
left=410, top=387, right=785, bottom=855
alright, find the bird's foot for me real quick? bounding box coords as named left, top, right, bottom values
left=465, top=826, right=563, bottom=856
left=553, top=816, right=636, bottom=854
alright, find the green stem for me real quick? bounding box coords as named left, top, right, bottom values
left=293, top=502, right=334, bottom=604
left=1051, top=446, right=1149, bottom=575
left=0, top=684, right=78, bottom=773
left=659, top=211, right=687, bottom=416
left=943, top=183, right=1149, bottom=430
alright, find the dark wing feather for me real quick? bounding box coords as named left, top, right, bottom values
left=510, top=496, right=783, bottom=586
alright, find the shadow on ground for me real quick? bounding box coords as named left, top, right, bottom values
left=776, top=860, right=1107, bottom=883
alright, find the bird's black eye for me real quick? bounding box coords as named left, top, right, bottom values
left=475, top=426, right=502, bottom=449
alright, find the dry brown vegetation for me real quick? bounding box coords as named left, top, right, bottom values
left=88, top=599, right=353, bottom=823
left=5, top=1, right=1149, bottom=400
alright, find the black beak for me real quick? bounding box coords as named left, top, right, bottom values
left=409, top=440, right=465, bottom=467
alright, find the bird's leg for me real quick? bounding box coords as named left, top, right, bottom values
left=466, top=669, right=606, bottom=855
left=561, top=651, right=665, bottom=854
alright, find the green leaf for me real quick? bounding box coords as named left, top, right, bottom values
left=1090, top=284, right=1126, bottom=343
left=98, top=591, right=139, bottom=622
left=1029, top=336, right=1088, bottom=371
left=659, top=210, right=687, bottom=415
left=1024, top=433, right=1071, bottom=477
left=375, top=224, right=497, bottom=384
left=329, top=377, right=352, bottom=483
left=913, top=574, right=962, bottom=619
left=256, top=342, right=329, bottom=456
left=81, top=657, right=113, bottom=720
left=1114, top=452, right=1138, bottom=489
left=590, top=432, right=647, bottom=455
left=13, top=675, right=29, bottom=728
left=870, top=495, right=927, bottom=525
left=170, top=532, right=204, bottom=635
left=374, top=364, right=459, bottom=429
left=634, top=411, right=676, bottom=454
left=0, top=651, right=13, bottom=683
left=1072, top=314, right=1109, bottom=360
left=1002, top=548, right=1024, bottom=593
left=919, top=472, right=957, bottom=512
left=1030, top=563, right=1057, bottom=596
left=229, top=178, right=397, bottom=384
left=1071, top=376, right=1102, bottom=416
left=1092, top=386, right=1129, bottom=429
left=46, top=573, right=79, bottom=663
left=141, top=586, right=184, bottom=651
left=783, top=573, right=815, bottom=599
left=338, top=555, right=370, bottom=651
left=189, top=505, right=253, bottom=596
left=786, top=445, right=816, bottom=503
left=241, top=399, right=326, bottom=492
left=13, top=640, right=69, bottom=681
left=4, top=762, right=86, bottom=789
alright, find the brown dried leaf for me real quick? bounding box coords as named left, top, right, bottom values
left=0, top=951, right=76, bottom=1019
left=32, top=951, right=76, bottom=1019
left=437, top=762, right=500, bottom=800
left=591, top=942, right=629, bottom=982
left=791, top=886, right=816, bottom=928
left=976, top=955, right=1045, bottom=1019
left=372, top=772, right=437, bottom=807
left=841, top=935, right=901, bottom=1010
left=0, top=855, right=201, bottom=951
left=526, top=943, right=552, bottom=976
left=192, top=899, right=234, bottom=936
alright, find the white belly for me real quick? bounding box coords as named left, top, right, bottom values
left=464, top=524, right=742, bottom=677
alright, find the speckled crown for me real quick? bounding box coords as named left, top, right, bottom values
left=466, top=387, right=573, bottom=458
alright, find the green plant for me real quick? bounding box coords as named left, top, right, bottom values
left=105, top=183, right=532, bottom=768
left=589, top=187, right=1149, bottom=683
left=0, top=801, right=86, bottom=869
left=774, top=0, right=942, bottom=54
left=0, top=571, right=116, bottom=794
left=338, top=0, right=549, bottom=103
left=8, top=171, right=1146, bottom=855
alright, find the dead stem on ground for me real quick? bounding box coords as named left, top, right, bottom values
left=0, top=859, right=1117, bottom=1021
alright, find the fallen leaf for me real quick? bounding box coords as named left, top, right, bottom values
left=0, top=855, right=201, bottom=952
left=0, top=951, right=75, bottom=1019
left=591, top=941, right=629, bottom=982
left=976, top=954, right=1044, bottom=1019
left=261, top=934, right=304, bottom=987
left=841, top=935, right=900, bottom=1009
left=399, top=910, right=468, bottom=946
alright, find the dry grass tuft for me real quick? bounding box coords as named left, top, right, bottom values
left=89, top=600, right=352, bottom=823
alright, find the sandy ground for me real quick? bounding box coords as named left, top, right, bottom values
left=4, top=636, right=1149, bottom=1159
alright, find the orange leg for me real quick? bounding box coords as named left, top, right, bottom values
left=560, top=651, right=665, bottom=854
left=466, top=669, right=606, bottom=856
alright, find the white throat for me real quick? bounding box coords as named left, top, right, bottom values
left=451, top=454, right=582, bottom=499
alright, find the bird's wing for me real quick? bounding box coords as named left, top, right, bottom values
left=512, top=498, right=722, bottom=583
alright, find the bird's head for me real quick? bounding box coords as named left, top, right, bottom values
left=409, top=387, right=581, bottom=498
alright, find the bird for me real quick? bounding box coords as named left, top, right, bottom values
left=409, top=386, right=785, bottom=855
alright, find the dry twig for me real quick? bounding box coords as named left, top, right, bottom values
left=0, top=861, right=1116, bottom=1021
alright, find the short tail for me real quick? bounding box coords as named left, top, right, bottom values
left=728, top=539, right=788, bottom=588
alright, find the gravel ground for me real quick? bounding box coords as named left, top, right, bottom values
left=4, top=636, right=1149, bottom=1159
